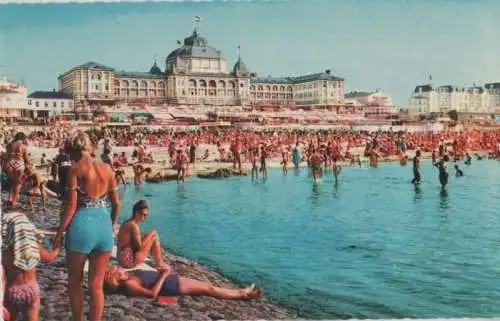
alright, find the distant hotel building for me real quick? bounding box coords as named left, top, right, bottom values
left=0, top=76, right=28, bottom=119
left=57, top=28, right=345, bottom=108
left=344, top=90, right=396, bottom=116
left=408, top=83, right=500, bottom=115
left=27, top=90, right=74, bottom=118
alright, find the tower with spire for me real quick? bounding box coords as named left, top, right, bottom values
left=232, top=45, right=249, bottom=77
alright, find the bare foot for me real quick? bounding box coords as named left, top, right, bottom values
left=240, top=284, right=263, bottom=300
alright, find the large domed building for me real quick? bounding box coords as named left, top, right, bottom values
left=164, top=29, right=250, bottom=105
left=58, top=26, right=345, bottom=108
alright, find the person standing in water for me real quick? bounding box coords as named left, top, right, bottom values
left=411, top=150, right=422, bottom=185
left=435, top=155, right=449, bottom=190
left=259, top=145, right=268, bottom=179
left=250, top=148, right=259, bottom=180
left=310, top=148, right=323, bottom=183
left=454, top=164, right=464, bottom=177
left=331, top=146, right=342, bottom=184
left=292, top=142, right=301, bottom=169
left=281, top=144, right=289, bottom=175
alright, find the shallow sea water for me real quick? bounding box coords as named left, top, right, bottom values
left=119, top=159, right=500, bottom=319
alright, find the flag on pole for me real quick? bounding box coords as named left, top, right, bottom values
left=194, top=15, right=201, bottom=23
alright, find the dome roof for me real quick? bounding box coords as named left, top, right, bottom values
left=233, top=57, right=248, bottom=74
left=149, top=62, right=163, bottom=75
left=167, top=29, right=222, bottom=60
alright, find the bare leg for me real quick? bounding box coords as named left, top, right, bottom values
left=66, top=251, right=87, bottom=321
left=178, top=277, right=262, bottom=300
left=134, top=231, right=166, bottom=268
left=25, top=294, right=41, bottom=321
left=88, top=250, right=111, bottom=321
left=12, top=170, right=24, bottom=206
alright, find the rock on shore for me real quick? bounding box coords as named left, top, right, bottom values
left=2, top=194, right=296, bottom=321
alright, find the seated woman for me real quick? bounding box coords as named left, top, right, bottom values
left=104, top=265, right=262, bottom=300
left=2, top=212, right=60, bottom=321
left=117, top=200, right=168, bottom=270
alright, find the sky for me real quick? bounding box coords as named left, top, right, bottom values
left=0, top=0, right=499, bottom=106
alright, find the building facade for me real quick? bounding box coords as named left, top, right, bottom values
left=57, top=28, right=345, bottom=108
left=27, top=90, right=74, bottom=118
left=344, top=90, right=396, bottom=115
left=408, top=83, right=500, bottom=115
left=0, top=76, right=28, bottom=118
left=249, top=70, right=344, bottom=106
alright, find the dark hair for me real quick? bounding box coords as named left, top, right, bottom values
left=14, top=132, right=26, bottom=141
left=133, top=200, right=148, bottom=216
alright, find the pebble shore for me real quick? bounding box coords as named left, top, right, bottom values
left=1, top=194, right=297, bottom=321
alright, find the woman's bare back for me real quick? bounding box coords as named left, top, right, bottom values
left=74, top=158, right=113, bottom=198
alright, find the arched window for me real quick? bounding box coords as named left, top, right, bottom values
left=188, top=79, right=197, bottom=88
left=272, top=85, right=278, bottom=91
left=131, top=80, right=139, bottom=88
left=199, top=80, right=207, bottom=88
left=158, top=81, right=165, bottom=88
left=140, top=81, right=147, bottom=88
left=265, top=85, right=271, bottom=91
left=218, top=80, right=226, bottom=88
left=257, top=85, right=263, bottom=91
left=121, top=80, right=129, bottom=88
left=250, top=85, right=255, bottom=91
left=279, top=86, right=285, bottom=92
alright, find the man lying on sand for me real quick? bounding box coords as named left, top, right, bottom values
left=104, top=265, right=262, bottom=301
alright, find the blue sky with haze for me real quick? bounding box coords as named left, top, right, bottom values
left=0, top=0, right=499, bottom=106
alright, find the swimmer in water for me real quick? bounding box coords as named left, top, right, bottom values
left=250, top=148, right=259, bottom=180
left=331, top=148, right=341, bottom=184
left=411, top=150, right=421, bottom=185
left=454, top=164, right=464, bottom=177
left=280, top=145, right=289, bottom=175
left=464, top=152, right=472, bottom=166
left=259, top=145, right=268, bottom=179
left=310, top=148, right=323, bottom=182
left=435, top=155, right=449, bottom=190
left=400, top=155, right=408, bottom=166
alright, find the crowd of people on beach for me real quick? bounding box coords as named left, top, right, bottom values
left=1, top=125, right=500, bottom=320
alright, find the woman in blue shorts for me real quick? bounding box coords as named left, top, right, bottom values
left=53, top=131, right=121, bottom=321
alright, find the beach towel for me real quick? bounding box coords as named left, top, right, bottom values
left=1, top=212, right=40, bottom=270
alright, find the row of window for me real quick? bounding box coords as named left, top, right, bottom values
left=27, top=100, right=73, bottom=108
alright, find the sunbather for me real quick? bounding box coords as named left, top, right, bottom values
left=104, top=265, right=262, bottom=300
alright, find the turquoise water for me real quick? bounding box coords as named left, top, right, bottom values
left=119, top=160, right=500, bottom=319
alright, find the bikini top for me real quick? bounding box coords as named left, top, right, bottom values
left=67, top=182, right=118, bottom=208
